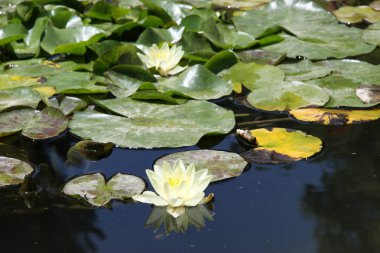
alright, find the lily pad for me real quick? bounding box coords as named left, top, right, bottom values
left=0, top=156, right=34, bottom=187
left=0, top=109, right=35, bottom=137
left=233, top=0, right=375, bottom=59
left=212, top=0, right=269, bottom=10
left=158, top=64, right=232, bottom=100
left=290, top=108, right=380, bottom=125
left=58, top=96, right=88, bottom=116
left=363, top=22, right=380, bottom=46
left=237, top=128, right=322, bottom=163
left=40, top=25, right=106, bottom=55
left=63, top=172, right=145, bottom=206
left=221, top=62, right=285, bottom=91
left=279, top=59, right=331, bottom=82
left=155, top=150, right=248, bottom=182
left=0, top=87, right=41, bottom=112
left=69, top=99, right=235, bottom=148
left=22, top=107, right=69, bottom=140
left=246, top=81, right=329, bottom=111
left=237, top=49, right=285, bottom=65
left=0, top=23, right=27, bottom=46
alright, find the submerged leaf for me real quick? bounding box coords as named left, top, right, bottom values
left=155, top=150, right=248, bottom=182
left=63, top=173, right=145, bottom=206
left=238, top=128, right=322, bottom=163
left=0, top=156, right=34, bottom=187
left=290, top=108, right=380, bottom=125
left=67, top=140, right=115, bottom=166
left=69, top=99, right=235, bottom=148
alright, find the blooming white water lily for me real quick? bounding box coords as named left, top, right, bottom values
left=137, top=42, right=185, bottom=76
left=133, top=159, right=213, bottom=217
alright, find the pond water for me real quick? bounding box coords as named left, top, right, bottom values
left=1, top=92, right=379, bottom=253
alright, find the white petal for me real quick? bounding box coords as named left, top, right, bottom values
left=167, top=206, right=185, bottom=218
left=184, top=192, right=205, bottom=206
left=132, top=191, right=168, bottom=206
left=146, top=170, right=167, bottom=198
left=167, top=65, right=186, bottom=75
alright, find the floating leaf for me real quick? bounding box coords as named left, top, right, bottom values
left=136, top=26, right=185, bottom=46
left=279, top=59, right=331, bottom=81
left=63, top=173, right=145, bottom=206
left=204, top=50, right=238, bottom=74
left=333, top=6, right=363, bottom=24
left=237, top=49, right=285, bottom=65
left=290, top=108, right=380, bottom=125
left=356, top=84, right=380, bottom=104
left=238, top=128, right=322, bottom=163
left=212, top=0, right=269, bottom=10
left=22, top=107, right=68, bottom=140
left=0, top=87, right=41, bottom=112
left=246, top=81, right=329, bottom=111
left=221, top=62, right=285, bottom=91
left=233, top=0, right=375, bottom=59
left=201, top=18, right=257, bottom=49
left=0, top=109, right=35, bottom=137
left=0, top=23, right=27, bottom=46
left=58, top=96, right=87, bottom=115
left=363, top=22, right=380, bottom=46
left=67, top=140, right=115, bottom=166
left=140, top=0, right=192, bottom=24
left=307, top=60, right=380, bottom=107
left=70, top=99, right=235, bottom=148
left=40, top=25, right=106, bottom=55
left=155, top=150, right=248, bottom=182
left=0, top=156, right=34, bottom=187
left=158, top=64, right=232, bottom=100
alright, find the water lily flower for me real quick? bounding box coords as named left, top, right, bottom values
left=133, top=159, right=213, bottom=218
left=137, top=43, right=186, bottom=76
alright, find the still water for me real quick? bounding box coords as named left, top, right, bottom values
left=0, top=95, right=379, bottom=253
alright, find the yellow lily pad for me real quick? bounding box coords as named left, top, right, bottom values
left=237, top=128, right=322, bottom=164
left=32, top=86, right=56, bottom=98
left=290, top=108, right=380, bottom=125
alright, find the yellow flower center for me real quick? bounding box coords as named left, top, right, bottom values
left=168, top=177, right=181, bottom=187
left=151, top=51, right=169, bottom=61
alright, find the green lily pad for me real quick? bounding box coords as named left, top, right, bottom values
left=63, top=172, right=145, bottom=206
left=58, top=96, right=88, bottom=116
left=306, top=60, right=380, bottom=107
left=201, top=18, right=257, bottom=50
left=155, top=150, right=248, bottom=182
left=0, top=87, right=41, bottom=112
left=246, top=81, right=329, bottom=111
left=140, top=0, right=192, bottom=24
left=0, top=22, right=27, bottom=46
left=69, top=98, right=235, bottom=148
left=40, top=25, right=106, bottom=55
left=136, top=26, right=184, bottom=46
left=204, top=50, right=238, bottom=74
left=0, top=156, right=34, bottom=187
left=233, top=0, right=375, bottom=59
left=212, top=0, right=269, bottom=9
left=363, top=22, right=380, bottom=46
left=221, top=62, right=285, bottom=91
left=158, top=64, right=232, bottom=100
left=238, top=128, right=322, bottom=163
left=279, top=59, right=332, bottom=81
left=22, top=107, right=69, bottom=140
left=237, top=49, right=285, bottom=65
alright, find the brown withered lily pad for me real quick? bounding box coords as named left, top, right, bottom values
left=290, top=108, right=380, bottom=125
left=237, top=128, right=322, bottom=164
left=0, top=156, right=34, bottom=187
left=356, top=84, right=380, bottom=104
left=66, top=140, right=115, bottom=166
left=155, top=150, right=248, bottom=182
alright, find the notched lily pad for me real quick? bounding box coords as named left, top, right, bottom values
left=67, top=140, right=115, bottom=166
left=290, top=108, right=380, bottom=125
left=0, top=156, right=34, bottom=187
left=237, top=128, right=322, bottom=163
left=155, top=150, right=248, bottom=182
left=22, top=107, right=68, bottom=140
left=63, top=172, right=145, bottom=207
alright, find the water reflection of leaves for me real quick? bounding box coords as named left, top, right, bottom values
left=145, top=205, right=214, bottom=235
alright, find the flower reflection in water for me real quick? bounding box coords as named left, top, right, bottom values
left=144, top=204, right=214, bottom=236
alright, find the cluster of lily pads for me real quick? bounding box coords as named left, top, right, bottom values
left=0, top=0, right=380, bottom=233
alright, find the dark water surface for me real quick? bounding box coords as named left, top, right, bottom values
left=0, top=97, right=379, bottom=253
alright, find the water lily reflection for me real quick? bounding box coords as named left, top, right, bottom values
left=145, top=205, right=214, bottom=235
